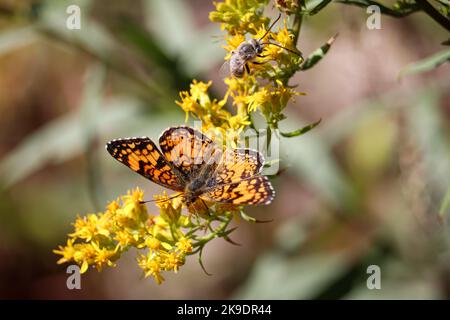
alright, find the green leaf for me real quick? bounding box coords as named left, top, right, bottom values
left=280, top=118, right=322, bottom=137
left=300, top=34, right=338, bottom=71
left=240, top=211, right=273, bottom=223
left=399, top=48, right=450, bottom=77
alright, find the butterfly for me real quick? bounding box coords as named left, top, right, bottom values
left=106, top=126, right=275, bottom=206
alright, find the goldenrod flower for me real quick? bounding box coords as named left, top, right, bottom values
left=155, top=191, right=183, bottom=223
left=222, top=34, right=246, bottom=59
left=91, top=242, right=117, bottom=271
left=209, top=0, right=269, bottom=35
left=138, top=254, right=165, bottom=284
left=176, top=237, right=193, bottom=254
left=246, top=87, right=271, bottom=112
left=161, top=252, right=185, bottom=273
left=53, top=239, right=76, bottom=265
left=145, top=236, right=161, bottom=251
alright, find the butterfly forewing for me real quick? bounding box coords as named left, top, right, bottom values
left=106, top=137, right=184, bottom=191
left=159, top=126, right=221, bottom=179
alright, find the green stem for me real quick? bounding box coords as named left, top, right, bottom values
left=191, top=216, right=232, bottom=248
left=292, top=1, right=304, bottom=46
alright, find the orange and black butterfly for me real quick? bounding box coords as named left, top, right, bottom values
left=106, top=126, right=274, bottom=206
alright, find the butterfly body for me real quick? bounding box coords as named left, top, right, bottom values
left=184, top=165, right=214, bottom=205
left=106, top=126, right=274, bottom=206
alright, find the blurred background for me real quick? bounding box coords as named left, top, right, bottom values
left=0, top=0, right=449, bottom=299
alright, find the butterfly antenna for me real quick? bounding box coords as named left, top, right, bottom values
left=258, top=13, right=282, bottom=41
left=139, top=193, right=184, bottom=204
left=261, top=42, right=303, bottom=57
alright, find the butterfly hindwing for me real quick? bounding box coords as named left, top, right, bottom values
left=201, top=176, right=275, bottom=205
left=106, top=137, right=184, bottom=191
left=207, top=148, right=264, bottom=187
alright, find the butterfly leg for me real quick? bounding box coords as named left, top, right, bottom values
left=245, top=63, right=250, bottom=75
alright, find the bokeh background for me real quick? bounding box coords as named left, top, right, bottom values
left=0, top=0, right=449, bottom=299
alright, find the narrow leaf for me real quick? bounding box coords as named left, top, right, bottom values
left=300, top=35, right=338, bottom=71
left=399, top=48, right=450, bottom=77
left=280, top=119, right=322, bottom=138
left=240, top=211, right=273, bottom=223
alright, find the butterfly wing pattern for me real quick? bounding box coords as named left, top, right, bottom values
left=106, top=126, right=275, bottom=206
left=209, top=148, right=264, bottom=186
left=158, top=126, right=220, bottom=179
left=202, top=176, right=274, bottom=205
left=106, top=137, right=184, bottom=191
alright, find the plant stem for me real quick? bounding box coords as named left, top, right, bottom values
left=416, top=0, right=450, bottom=32
left=191, top=216, right=231, bottom=248
left=292, top=1, right=305, bottom=46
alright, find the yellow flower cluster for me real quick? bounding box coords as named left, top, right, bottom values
left=54, top=188, right=196, bottom=284
left=55, top=188, right=239, bottom=284
left=209, top=0, right=270, bottom=35
left=176, top=80, right=250, bottom=144
left=187, top=0, right=304, bottom=133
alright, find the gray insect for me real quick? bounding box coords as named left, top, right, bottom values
left=221, top=14, right=302, bottom=78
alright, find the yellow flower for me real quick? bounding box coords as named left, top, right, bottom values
left=145, top=237, right=161, bottom=251
left=253, top=26, right=273, bottom=42
left=228, top=113, right=251, bottom=130
left=138, top=254, right=165, bottom=284
left=154, top=191, right=182, bottom=223
left=115, top=188, right=147, bottom=227
left=176, top=237, right=193, bottom=254
left=209, top=0, right=269, bottom=35
left=274, top=23, right=294, bottom=49
left=53, top=239, right=76, bottom=264
left=223, top=34, right=246, bottom=59
left=70, top=213, right=110, bottom=241
left=162, top=252, right=185, bottom=273
left=246, top=87, right=270, bottom=112
left=106, top=199, right=120, bottom=214
left=91, top=242, right=118, bottom=271
left=72, top=243, right=97, bottom=273
left=114, top=230, right=136, bottom=249
left=177, top=91, right=199, bottom=121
